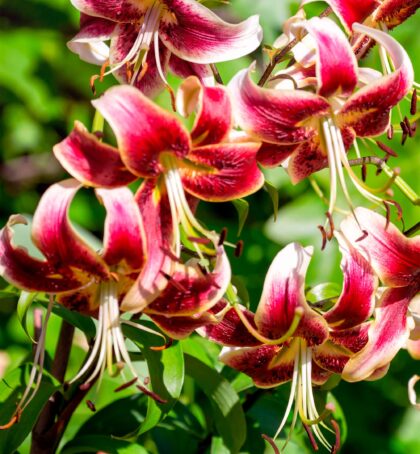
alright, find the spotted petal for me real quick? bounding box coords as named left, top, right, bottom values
left=312, top=341, right=351, bottom=374
left=374, top=0, right=419, bottom=29
left=92, top=85, right=191, bottom=177
left=159, top=0, right=262, bottom=63
left=229, top=68, right=330, bottom=144
left=254, top=243, right=329, bottom=346
left=338, top=23, right=414, bottom=137
left=340, top=207, right=420, bottom=287
left=53, top=121, right=137, bottom=188
left=180, top=142, right=264, bottom=202
left=323, top=233, right=377, bottom=329
left=70, top=0, right=146, bottom=22
left=342, top=286, right=417, bottom=382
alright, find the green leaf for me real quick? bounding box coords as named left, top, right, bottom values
left=263, top=180, right=279, bottom=221
left=185, top=354, right=246, bottom=453
left=211, top=436, right=230, bottom=454
left=16, top=291, right=36, bottom=342
left=232, top=198, right=249, bottom=236
left=306, top=282, right=341, bottom=311
left=61, top=435, right=149, bottom=454
left=123, top=323, right=184, bottom=435
left=0, top=365, right=60, bottom=453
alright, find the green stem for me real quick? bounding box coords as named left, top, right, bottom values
left=92, top=110, right=104, bottom=134
left=381, top=162, right=420, bottom=205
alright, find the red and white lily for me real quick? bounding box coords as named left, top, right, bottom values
left=338, top=207, right=420, bottom=382
left=230, top=17, right=413, bottom=221
left=68, top=0, right=262, bottom=96
left=202, top=237, right=378, bottom=450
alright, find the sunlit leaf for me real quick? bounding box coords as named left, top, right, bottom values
left=263, top=180, right=279, bottom=221
left=16, top=291, right=36, bottom=342
left=232, top=198, right=249, bottom=236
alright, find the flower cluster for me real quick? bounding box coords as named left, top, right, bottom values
left=0, top=0, right=419, bottom=451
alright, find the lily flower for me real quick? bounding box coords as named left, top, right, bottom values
left=202, top=237, right=378, bottom=450
left=230, top=17, right=413, bottom=223
left=54, top=78, right=264, bottom=311
left=68, top=0, right=262, bottom=96
left=337, top=207, right=420, bottom=382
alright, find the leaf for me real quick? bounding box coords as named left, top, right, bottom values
left=232, top=198, right=249, bottom=236
left=123, top=323, right=185, bottom=435
left=0, top=365, right=60, bottom=453
left=185, top=354, right=246, bottom=453
left=61, top=435, right=149, bottom=454
left=263, top=180, right=279, bottom=221
left=306, top=282, right=341, bottom=311
left=16, top=291, right=36, bottom=342
left=211, top=436, right=230, bottom=454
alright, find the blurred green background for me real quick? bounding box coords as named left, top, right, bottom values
left=0, top=0, right=419, bottom=452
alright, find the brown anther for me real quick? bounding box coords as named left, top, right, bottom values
left=137, top=61, right=149, bottom=83
left=388, top=199, right=403, bottom=221
left=387, top=124, right=394, bottom=140
left=218, top=227, right=228, bottom=246
left=261, top=434, right=280, bottom=454
left=126, top=62, right=133, bottom=82
left=383, top=201, right=391, bottom=230
left=317, top=225, right=328, bottom=251
left=166, top=84, right=177, bottom=112
left=401, top=130, right=408, bottom=145
left=404, top=116, right=414, bottom=137
left=187, top=236, right=211, bottom=245
left=330, top=419, right=341, bottom=454
left=303, top=423, right=319, bottom=451
left=361, top=162, right=367, bottom=182
left=376, top=140, right=398, bottom=157
left=160, top=271, right=188, bottom=292
left=150, top=338, right=173, bottom=351
left=234, top=240, right=244, bottom=258
left=86, top=400, right=96, bottom=412
left=137, top=384, right=168, bottom=404
left=325, top=211, right=335, bottom=240
left=90, top=74, right=100, bottom=95
left=356, top=230, right=368, bottom=242
left=160, top=247, right=182, bottom=263
left=93, top=131, right=104, bottom=140
left=114, top=377, right=138, bottom=393
left=143, top=376, right=150, bottom=385
left=411, top=89, right=417, bottom=116
left=411, top=121, right=417, bottom=135
left=400, top=120, right=409, bottom=135
left=99, top=59, right=109, bottom=82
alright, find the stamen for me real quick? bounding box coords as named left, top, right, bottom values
left=401, top=130, right=408, bottom=145
left=387, top=124, right=394, bottom=140
left=187, top=236, right=211, bottom=245
left=114, top=377, right=138, bottom=393
left=317, top=225, right=328, bottom=251
left=150, top=338, right=173, bottom=351
left=361, top=162, right=367, bottom=182
left=302, top=423, right=319, bottom=451
left=330, top=419, right=341, bottom=454
left=404, top=116, right=414, bottom=137
left=137, top=384, right=168, bottom=404
left=218, top=227, right=228, bottom=246
left=376, top=140, right=398, bottom=157
left=159, top=271, right=188, bottom=292
left=235, top=240, right=244, bottom=258
left=86, top=400, right=96, bottom=412
left=261, top=434, right=280, bottom=454
left=0, top=413, right=20, bottom=430
left=325, top=212, right=335, bottom=240
left=411, top=89, right=417, bottom=115
left=356, top=230, right=368, bottom=242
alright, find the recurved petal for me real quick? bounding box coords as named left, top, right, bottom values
left=374, top=0, right=419, bottom=29
left=92, top=85, right=191, bottom=177
left=145, top=246, right=231, bottom=316
left=324, top=232, right=377, bottom=329
left=329, top=323, right=370, bottom=353
left=70, top=0, right=145, bottom=22
left=312, top=341, right=351, bottom=374
left=176, top=76, right=231, bottom=146
left=254, top=243, right=329, bottom=346
left=201, top=303, right=262, bottom=347
left=257, top=142, right=298, bottom=168
left=121, top=179, right=174, bottom=313
left=159, top=0, right=262, bottom=63
left=340, top=207, right=420, bottom=287
left=342, top=286, right=417, bottom=382
left=0, top=215, right=88, bottom=293
left=67, top=14, right=114, bottom=64
left=220, top=343, right=295, bottom=388
left=407, top=339, right=420, bottom=360
left=96, top=187, right=145, bottom=272
left=338, top=23, right=414, bottom=137
left=301, top=17, right=358, bottom=97
left=32, top=179, right=110, bottom=280
left=180, top=142, right=264, bottom=202
left=301, top=0, right=378, bottom=33
left=148, top=311, right=217, bottom=340
left=229, top=68, right=329, bottom=144
left=53, top=121, right=137, bottom=188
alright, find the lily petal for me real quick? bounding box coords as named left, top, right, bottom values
left=254, top=243, right=329, bottom=346
left=324, top=232, right=377, bottom=329
left=180, top=142, right=264, bottom=201
left=312, top=341, right=351, bottom=374
left=374, top=0, right=419, bottom=29
left=96, top=187, right=145, bottom=272
left=169, top=55, right=214, bottom=87
left=257, top=142, right=298, bottom=168
left=159, top=0, right=262, bottom=63
left=342, top=286, right=417, bottom=382
left=329, top=323, right=370, bottom=353
left=229, top=68, right=330, bottom=144
left=70, top=0, right=145, bottom=22
left=32, top=179, right=109, bottom=280
left=338, top=23, right=414, bottom=137
left=92, top=85, right=191, bottom=177
left=53, top=121, right=137, bottom=188
left=177, top=76, right=231, bottom=146
left=340, top=207, right=420, bottom=287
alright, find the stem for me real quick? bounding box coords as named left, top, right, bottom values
left=92, top=110, right=104, bottom=134
left=30, top=320, right=75, bottom=454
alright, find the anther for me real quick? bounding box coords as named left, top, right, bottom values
left=388, top=200, right=403, bottom=221
left=166, top=84, right=177, bottom=112
left=317, top=225, right=328, bottom=251
left=376, top=140, right=398, bottom=157
left=90, top=75, right=100, bottom=95
left=401, top=130, right=408, bottom=145
left=234, top=240, right=244, bottom=258
left=411, top=89, right=417, bottom=116
left=218, top=227, right=228, bottom=246
left=187, top=236, right=211, bottom=245
left=356, top=230, right=368, bottom=242
left=160, top=247, right=182, bottom=263
left=411, top=121, right=417, bottom=135
left=303, top=423, right=319, bottom=451
left=383, top=201, right=391, bottom=230
left=404, top=116, right=414, bottom=137
left=99, top=59, right=109, bottom=82
left=114, top=377, right=138, bottom=393
left=150, top=338, right=173, bottom=351
left=159, top=271, right=188, bottom=293
left=86, top=400, right=96, bottom=412
left=0, top=414, right=19, bottom=430
left=137, top=384, right=168, bottom=404
left=261, top=434, right=280, bottom=454
left=361, top=162, right=367, bottom=182
left=330, top=419, right=341, bottom=454
left=79, top=382, right=93, bottom=391
left=387, top=124, right=394, bottom=140
left=325, top=211, right=335, bottom=240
